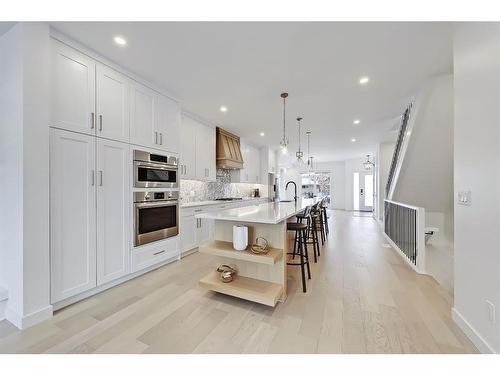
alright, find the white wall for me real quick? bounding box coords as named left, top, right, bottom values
left=0, top=23, right=51, bottom=327
left=452, top=23, right=500, bottom=353
left=392, top=74, right=454, bottom=241
left=376, top=142, right=396, bottom=221
left=314, top=161, right=346, bottom=210
left=0, top=23, right=24, bottom=318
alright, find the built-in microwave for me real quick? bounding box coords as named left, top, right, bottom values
left=134, top=191, right=179, bottom=247
left=134, top=150, right=178, bottom=188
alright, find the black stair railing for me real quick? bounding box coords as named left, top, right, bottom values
left=386, top=103, right=413, bottom=197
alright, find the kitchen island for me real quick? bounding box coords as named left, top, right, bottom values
left=195, top=199, right=316, bottom=306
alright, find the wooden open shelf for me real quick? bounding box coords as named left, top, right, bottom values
left=199, top=240, right=283, bottom=265
left=199, top=271, right=283, bottom=307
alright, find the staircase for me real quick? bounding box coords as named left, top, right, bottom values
left=386, top=103, right=413, bottom=199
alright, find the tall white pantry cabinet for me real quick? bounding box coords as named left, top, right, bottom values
left=49, top=37, right=180, bottom=304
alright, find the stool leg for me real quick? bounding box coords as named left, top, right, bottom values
left=292, top=230, right=298, bottom=259
left=323, top=209, right=329, bottom=236
left=313, top=219, right=321, bottom=257
left=302, top=228, right=311, bottom=280
left=319, top=216, right=325, bottom=245
left=298, top=230, right=307, bottom=293
left=312, top=217, right=318, bottom=263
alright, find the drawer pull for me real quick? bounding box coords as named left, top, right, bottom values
left=153, top=250, right=166, bottom=256
left=195, top=209, right=202, bottom=212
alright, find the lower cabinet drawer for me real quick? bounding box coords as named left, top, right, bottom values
left=131, top=237, right=179, bottom=273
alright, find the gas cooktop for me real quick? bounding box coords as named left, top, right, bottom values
left=215, top=198, right=243, bottom=201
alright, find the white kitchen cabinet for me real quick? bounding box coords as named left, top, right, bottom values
left=51, top=40, right=96, bottom=136
left=50, top=128, right=97, bottom=303
left=130, top=82, right=156, bottom=149
left=195, top=122, right=216, bottom=181
left=180, top=115, right=215, bottom=181
left=96, top=139, right=130, bottom=286
left=180, top=114, right=197, bottom=179
left=260, top=147, right=277, bottom=184
left=231, top=142, right=260, bottom=183
left=96, top=64, right=130, bottom=143
left=180, top=214, right=198, bottom=253
left=155, top=95, right=180, bottom=153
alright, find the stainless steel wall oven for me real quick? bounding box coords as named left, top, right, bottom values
left=134, top=191, right=179, bottom=246
left=134, top=150, right=178, bottom=188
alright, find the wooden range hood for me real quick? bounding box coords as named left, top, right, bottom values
left=216, top=127, right=244, bottom=169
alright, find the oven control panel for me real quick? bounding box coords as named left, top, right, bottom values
left=134, top=191, right=178, bottom=203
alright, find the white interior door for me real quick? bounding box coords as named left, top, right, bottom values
left=96, top=139, right=130, bottom=285
left=358, top=171, right=374, bottom=212
left=96, top=64, right=130, bottom=143
left=50, top=129, right=96, bottom=303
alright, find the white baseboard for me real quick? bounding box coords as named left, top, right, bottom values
left=452, top=307, right=495, bottom=354
left=5, top=305, right=53, bottom=329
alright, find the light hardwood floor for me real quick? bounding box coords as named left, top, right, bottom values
left=0, top=210, right=478, bottom=354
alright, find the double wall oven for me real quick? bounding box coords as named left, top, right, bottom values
left=133, top=150, right=179, bottom=247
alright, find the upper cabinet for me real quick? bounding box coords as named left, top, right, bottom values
left=155, top=95, right=180, bottom=153
left=51, top=40, right=96, bottom=136
left=231, top=141, right=260, bottom=184
left=260, top=147, right=278, bottom=183
left=96, top=64, right=130, bottom=143
left=51, top=39, right=180, bottom=152
left=130, top=82, right=156, bottom=148
left=129, top=81, right=180, bottom=153
left=179, top=115, right=216, bottom=182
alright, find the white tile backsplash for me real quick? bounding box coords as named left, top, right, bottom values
left=180, top=169, right=267, bottom=204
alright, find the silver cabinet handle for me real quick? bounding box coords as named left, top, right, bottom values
left=194, top=209, right=202, bottom=212
left=154, top=131, right=158, bottom=144
left=160, top=133, right=163, bottom=145
left=91, top=169, right=95, bottom=186
left=99, top=170, right=103, bottom=186
left=99, top=114, right=103, bottom=131
left=153, top=250, right=165, bottom=256
left=91, top=112, right=95, bottom=129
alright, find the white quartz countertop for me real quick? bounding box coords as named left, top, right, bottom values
left=181, top=197, right=268, bottom=208
left=195, top=198, right=320, bottom=224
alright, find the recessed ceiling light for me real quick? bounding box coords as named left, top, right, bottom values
left=351, top=138, right=357, bottom=142
left=353, top=119, right=361, bottom=125
left=259, top=132, right=265, bottom=137
left=359, top=76, right=370, bottom=85
left=113, top=36, right=127, bottom=46
left=220, top=106, right=228, bottom=113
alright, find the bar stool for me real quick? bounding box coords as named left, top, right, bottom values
left=287, top=207, right=311, bottom=293
left=312, top=202, right=326, bottom=246
left=304, top=204, right=321, bottom=263
left=321, top=198, right=330, bottom=237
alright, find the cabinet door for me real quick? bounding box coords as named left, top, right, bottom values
left=96, top=64, right=130, bottom=143
left=50, top=129, right=96, bottom=303
left=51, top=40, right=95, bottom=135
left=180, top=115, right=197, bottom=179
left=198, top=218, right=210, bottom=244
left=96, top=139, right=130, bottom=285
left=195, top=123, right=216, bottom=181
left=130, top=83, right=156, bottom=148
left=180, top=215, right=197, bottom=253
left=155, top=95, right=180, bottom=153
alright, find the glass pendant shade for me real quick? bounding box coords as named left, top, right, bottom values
left=363, top=154, right=374, bottom=170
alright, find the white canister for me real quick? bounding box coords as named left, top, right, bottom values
left=232, top=225, right=248, bottom=251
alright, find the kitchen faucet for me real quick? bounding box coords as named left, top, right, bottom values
left=285, top=181, right=298, bottom=202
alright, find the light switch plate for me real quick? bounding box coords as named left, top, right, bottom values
left=458, top=190, right=471, bottom=206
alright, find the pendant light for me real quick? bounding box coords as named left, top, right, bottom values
left=293, top=117, right=306, bottom=169
left=306, top=131, right=312, bottom=171
left=363, top=154, right=375, bottom=170
left=279, top=92, right=289, bottom=154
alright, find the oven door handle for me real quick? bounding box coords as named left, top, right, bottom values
left=135, top=201, right=179, bottom=209
left=134, top=161, right=178, bottom=170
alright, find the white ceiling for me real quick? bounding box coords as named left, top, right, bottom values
left=51, top=22, right=453, bottom=162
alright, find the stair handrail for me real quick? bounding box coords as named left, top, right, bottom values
left=386, top=103, right=413, bottom=198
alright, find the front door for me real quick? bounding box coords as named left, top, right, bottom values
left=358, top=172, right=374, bottom=212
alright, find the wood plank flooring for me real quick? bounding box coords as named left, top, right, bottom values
left=0, top=210, right=478, bottom=353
